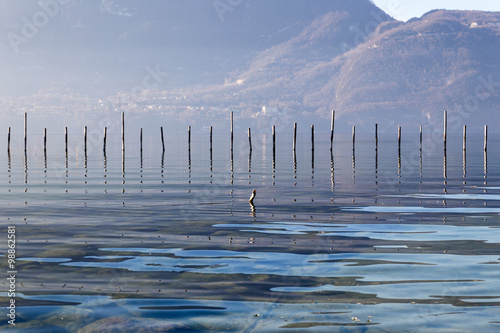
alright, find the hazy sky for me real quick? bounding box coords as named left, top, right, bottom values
left=372, top=0, right=500, bottom=21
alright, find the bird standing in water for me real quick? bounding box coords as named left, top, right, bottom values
left=249, top=189, right=256, bottom=206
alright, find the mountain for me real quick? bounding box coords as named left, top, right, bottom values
left=1, top=1, right=499, bottom=134
left=319, top=10, right=500, bottom=131
left=160, top=9, right=500, bottom=132
left=0, top=0, right=388, bottom=96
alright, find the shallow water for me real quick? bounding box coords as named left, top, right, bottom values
left=1, top=131, right=500, bottom=332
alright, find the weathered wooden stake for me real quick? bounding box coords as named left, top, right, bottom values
left=65, top=127, right=68, bottom=156
left=230, top=111, right=233, bottom=152
left=330, top=110, right=335, bottom=150
left=84, top=126, right=87, bottom=154
left=209, top=126, right=213, bottom=171
left=352, top=126, right=356, bottom=151
left=484, top=125, right=488, bottom=152
left=463, top=125, right=466, bottom=151
left=398, top=126, right=401, bottom=152
left=121, top=112, right=125, bottom=152
left=248, top=128, right=252, bottom=151
left=7, top=127, right=11, bottom=154
left=293, top=123, right=297, bottom=151
left=443, top=110, right=447, bottom=150
left=24, top=112, right=27, bottom=152
left=311, top=125, right=315, bottom=151
left=103, top=127, right=107, bottom=153
left=420, top=125, right=423, bottom=149
left=210, top=126, right=213, bottom=152
left=44, top=128, right=47, bottom=153
left=140, top=128, right=143, bottom=156
left=375, top=123, right=378, bottom=147
left=161, top=127, right=165, bottom=152
left=188, top=129, right=192, bottom=164
left=463, top=125, right=467, bottom=177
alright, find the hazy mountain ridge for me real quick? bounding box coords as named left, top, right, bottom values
left=166, top=8, right=500, bottom=131
left=0, top=1, right=499, bottom=132
left=0, top=0, right=380, bottom=96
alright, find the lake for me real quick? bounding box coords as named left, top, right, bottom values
left=1, top=128, right=500, bottom=332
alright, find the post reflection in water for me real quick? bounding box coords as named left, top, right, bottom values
left=443, top=145, right=447, bottom=184
left=161, top=151, right=165, bottom=184
left=463, top=138, right=467, bottom=189
left=188, top=149, right=192, bottom=186
left=352, top=126, right=356, bottom=184
left=398, top=148, right=401, bottom=184
left=210, top=134, right=213, bottom=185
left=103, top=152, right=108, bottom=192
left=330, top=149, right=335, bottom=190
left=374, top=141, right=378, bottom=188
left=7, top=151, right=11, bottom=188
left=293, top=148, right=297, bottom=187
left=122, top=149, right=125, bottom=194
left=248, top=150, right=252, bottom=185
left=311, top=144, right=314, bottom=188
left=352, top=149, right=355, bottom=185
left=24, top=152, right=28, bottom=189
left=272, top=131, right=276, bottom=186
left=484, top=149, right=488, bottom=188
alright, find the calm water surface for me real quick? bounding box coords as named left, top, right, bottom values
left=1, top=131, right=500, bottom=332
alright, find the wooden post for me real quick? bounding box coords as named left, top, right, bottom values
left=188, top=126, right=191, bottom=158
left=209, top=126, right=213, bottom=171
left=230, top=111, right=233, bottom=152
left=248, top=128, right=252, bottom=151
left=140, top=128, right=143, bottom=156
left=463, top=125, right=466, bottom=152
left=293, top=122, right=297, bottom=151
left=330, top=110, right=335, bottom=150
left=419, top=125, right=423, bottom=173
left=121, top=112, right=125, bottom=152
left=7, top=127, right=11, bottom=154
left=311, top=125, right=314, bottom=151
left=24, top=112, right=27, bottom=152
left=484, top=125, right=488, bottom=152
left=463, top=125, right=466, bottom=178
left=352, top=126, right=356, bottom=151
left=188, top=126, right=192, bottom=166
left=161, top=127, right=165, bottom=152
left=65, top=127, right=68, bottom=157
left=210, top=126, right=213, bottom=152
left=420, top=125, right=423, bottom=149
left=443, top=110, right=447, bottom=150
left=103, top=127, right=107, bottom=153
left=44, top=128, right=47, bottom=153
left=84, top=126, right=87, bottom=154
left=398, top=126, right=401, bottom=152
left=375, top=123, right=378, bottom=147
